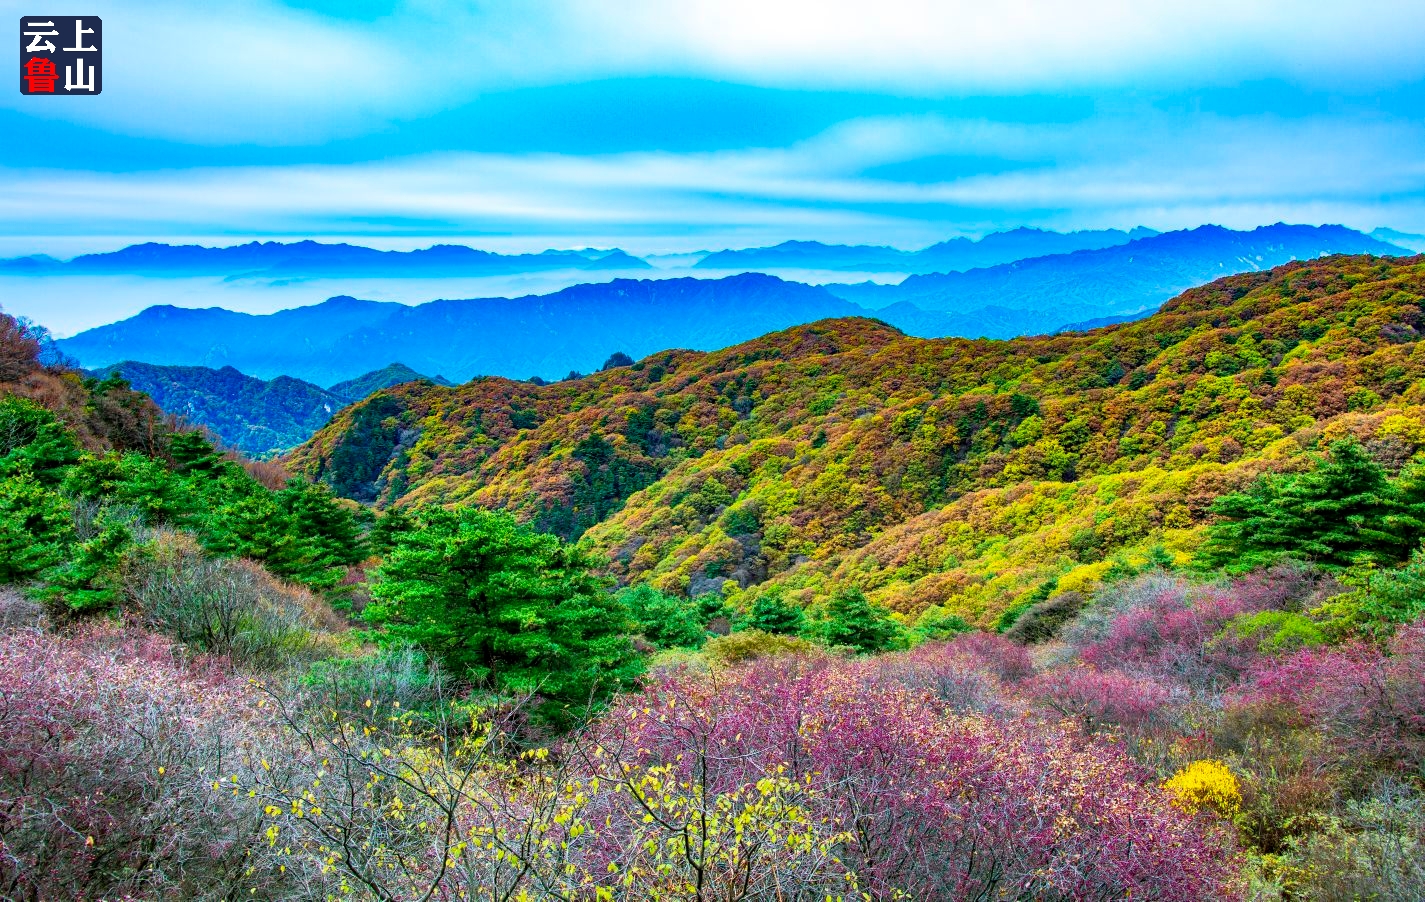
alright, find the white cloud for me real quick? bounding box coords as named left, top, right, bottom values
left=5, top=0, right=1425, bottom=145
left=2, top=110, right=1423, bottom=250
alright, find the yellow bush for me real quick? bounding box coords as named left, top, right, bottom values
left=1164, top=759, right=1242, bottom=818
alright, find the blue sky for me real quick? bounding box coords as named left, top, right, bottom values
left=4, top=0, right=1425, bottom=254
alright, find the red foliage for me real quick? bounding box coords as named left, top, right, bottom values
left=585, top=653, right=1242, bottom=900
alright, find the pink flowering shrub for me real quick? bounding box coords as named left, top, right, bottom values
left=1030, top=665, right=1181, bottom=734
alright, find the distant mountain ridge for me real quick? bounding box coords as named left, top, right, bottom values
left=329, top=363, right=454, bottom=402
left=826, top=224, right=1411, bottom=324
left=90, top=360, right=450, bottom=455
left=0, top=240, right=651, bottom=278
left=59, top=274, right=866, bottom=384
left=54, top=224, right=1413, bottom=386
left=695, top=226, right=1159, bottom=273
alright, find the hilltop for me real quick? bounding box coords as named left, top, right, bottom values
left=291, top=253, right=1425, bottom=622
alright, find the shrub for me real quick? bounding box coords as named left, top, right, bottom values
left=0, top=625, right=288, bottom=900
left=122, top=532, right=332, bottom=668
left=1002, top=590, right=1085, bottom=644
left=1287, top=782, right=1425, bottom=902
left=702, top=628, right=816, bottom=665
left=1165, top=759, right=1244, bottom=818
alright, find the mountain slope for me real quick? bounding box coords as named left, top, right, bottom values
left=58, top=296, right=405, bottom=381
left=695, top=227, right=1156, bottom=273
left=827, top=224, right=1409, bottom=335
left=291, top=253, right=1425, bottom=623
left=59, top=274, right=866, bottom=384
left=90, top=362, right=345, bottom=456
left=90, top=360, right=456, bottom=455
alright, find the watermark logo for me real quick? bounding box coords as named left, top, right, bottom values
left=20, top=16, right=101, bottom=95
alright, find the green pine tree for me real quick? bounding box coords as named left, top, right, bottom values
left=64, top=452, right=191, bottom=526
left=40, top=521, right=130, bottom=613
left=365, top=507, right=642, bottom=711
left=0, top=396, right=81, bottom=484
left=742, top=588, right=807, bottom=636
left=618, top=584, right=706, bottom=649
left=814, top=587, right=902, bottom=653
left=276, top=479, right=367, bottom=568
left=369, top=506, right=418, bottom=556
left=0, top=473, right=74, bottom=583
left=168, top=430, right=225, bottom=476
left=1198, top=440, right=1421, bottom=571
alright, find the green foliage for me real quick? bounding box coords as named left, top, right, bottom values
left=618, top=583, right=707, bottom=649
left=913, top=605, right=973, bottom=641
left=368, top=505, right=418, bottom=556
left=365, top=507, right=642, bottom=709
left=1198, top=440, right=1424, bottom=572
left=0, top=473, right=73, bottom=582
left=1223, top=610, right=1327, bottom=654
left=275, top=479, right=367, bottom=568
left=168, top=429, right=225, bottom=475
left=39, top=521, right=131, bottom=613
left=702, top=629, right=816, bottom=666
left=996, top=579, right=1059, bottom=633
left=812, top=588, right=902, bottom=653
left=742, top=588, right=807, bottom=636
left=0, top=397, right=80, bottom=484
left=1356, top=544, right=1425, bottom=631
left=64, top=452, right=192, bottom=525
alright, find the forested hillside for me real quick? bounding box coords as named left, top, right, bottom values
left=90, top=359, right=453, bottom=455
left=293, top=253, right=1425, bottom=624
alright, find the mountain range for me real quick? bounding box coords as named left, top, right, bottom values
left=288, top=253, right=1425, bottom=620
left=0, top=240, right=650, bottom=279
left=90, top=360, right=450, bottom=455
left=694, top=226, right=1160, bottom=273
left=55, top=225, right=1414, bottom=389
left=58, top=275, right=866, bottom=384
left=825, top=224, right=1409, bottom=323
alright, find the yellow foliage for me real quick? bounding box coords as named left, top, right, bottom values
left=1163, top=759, right=1241, bottom=818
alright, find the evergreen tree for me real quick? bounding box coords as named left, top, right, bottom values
left=814, top=587, right=901, bottom=653
left=365, top=508, right=641, bottom=709
left=1198, top=440, right=1421, bottom=571
left=40, top=522, right=130, bottom=613
left=64, top=452, right=191, bottom=525
left=0, top=397, right=80, bottom=484
left=168, top=430, right=225, bottom=476
left=0, top=473, right=73, bottom=583
left=742, top=589, right=806, bottom=636
left=199, top=492, right=309, bottom=581
left=276, top=480, right=367, bottom=568
left=618, top=584, right=706, bottom=649
left=914, top=605, right=973, bottom=641
left=368, top=505, right=418, bottom=556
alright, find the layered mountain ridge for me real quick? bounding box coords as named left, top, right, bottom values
left=56, top=225, right=1408, bottom=386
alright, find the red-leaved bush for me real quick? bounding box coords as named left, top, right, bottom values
left=1234, top=621, right=1425, bottom=772
left=0, top=625, right=280, bottom=900
left=585, top=653, right=1242, bottom=900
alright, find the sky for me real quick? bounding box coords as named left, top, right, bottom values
left=3, top=0, right=1425, bottom=256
